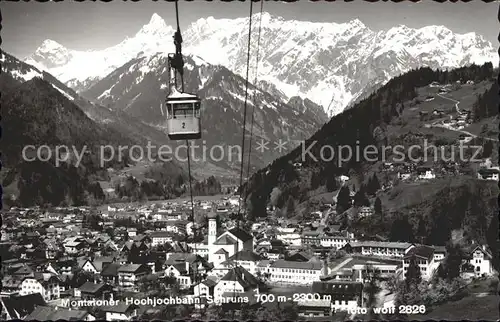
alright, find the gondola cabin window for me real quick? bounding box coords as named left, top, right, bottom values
left=172, top=103, right=193, bottom=118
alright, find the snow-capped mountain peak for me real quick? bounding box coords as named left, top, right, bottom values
left=137, top=13, right=172, bottom=37
left=27, top=39, right=73, bottom=69
left=26, top=14, right=497, bottom=117
left=37, top=39, right=66, bottom=52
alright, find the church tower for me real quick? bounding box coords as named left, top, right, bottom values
left=207, top=212, right=217, bottom=246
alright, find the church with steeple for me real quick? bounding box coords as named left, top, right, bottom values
left=191, top=212, right=254, bottom=269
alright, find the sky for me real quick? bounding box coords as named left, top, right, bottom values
left=1, top=0, right=498, bottom=59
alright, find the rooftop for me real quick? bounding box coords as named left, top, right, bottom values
left=270, top=260, right=323, bottom=270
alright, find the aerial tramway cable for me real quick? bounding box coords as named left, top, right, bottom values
left=236, top=0, right=255, bottom=220
left=171, top=0, right=198, bottom=284
left=245, top=0, right=264, bottom=199
left=232, top=1, right=255, bottom=317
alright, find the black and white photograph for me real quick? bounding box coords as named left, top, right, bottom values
left=0, top=0, right=498, bottom=320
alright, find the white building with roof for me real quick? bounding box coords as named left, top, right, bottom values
left=464, top=244, right=494, bottom=277
left=347, top=241, right=413, bottom=258
left=220, top=250, right=263, bottom=275
left=206, top=212, right=254, bottom=268
left=256, top=260, right=323, bottom=285
left=403, top=245, right=439, bottom=280
left=213, top=266, right=259, bottom=305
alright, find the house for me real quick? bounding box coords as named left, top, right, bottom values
left=193, top=278, right=217, bottom=309
left=297, top=299, right=332, bottom=318
left=194, top=278, right=217, bottom=298
left=101, top=263, right=121, bottom=285
left=165, top=219, right=190, bottom=235
left=150, top=231, right=175, bottom=247
left=91, top=257, right=117, bottom=274
left=25, top=306, right=96, bottom=321
left=403, top=245, right=439, bottom=281
left=228, top=197, right=240, bottom=207
left=358, top=206, right=374, bottom=218
left=42, top=239, right=61, bottom=259
left=78, top=258, right=99, bottom=274
left=463, top=244, right=494, bottom=277
left=79, top=281, right=115, bottom=301
left=257, top=260, right=323, bottom=285
left=276, top=229, right=302, bottom=246
left=19, top=273, right=61, bottom=301
left=11, top=264, right=35, bottom=278
left=312, top=280, right=364, bottom=312
left=117, top=264, right=151, bottom=289
left=1, top=276, right=23, bottom=296
left=63, top=237, right=87, bottom=254
left=55, top=258, right=78, bottom=275
left=121, top=240, right=150, bottom=255
left=266, top=248, right=284, bottom=260
left=164, top=253, right=211, bottom=288
left=221, top=250, right=263, bottom=275
left=431, top=245, right=447, bottom=262
left=397, top=171, right=411, bottom=181
left=477, top=168, right=499, bottom=181
left=101, top=303, right=139, bottom=321
left=128, top=228, right=137, bottom=237
left=0, top=293, right=46, bottom=320
left=323, top=269, right=355, bottom=282
left=213, top=266, right=260, bottom=305
left=417, top=167, right=435, bottom=180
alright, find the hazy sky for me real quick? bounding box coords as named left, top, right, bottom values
left=2, top=0, right=498, bottom=59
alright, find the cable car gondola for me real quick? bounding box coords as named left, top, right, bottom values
left=165, top=88, right=201, bottom=140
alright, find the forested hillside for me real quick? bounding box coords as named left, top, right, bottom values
left=243, top=63, right=497, bottom=261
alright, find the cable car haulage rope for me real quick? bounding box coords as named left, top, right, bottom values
left=165, top=1, right=201, bottom=140
left=164, top=0, right=199, bottom=292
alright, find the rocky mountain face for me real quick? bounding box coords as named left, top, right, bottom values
left=0, top=50, right=185, bottom=183
left=26, top=13, right=497, bottom=117
left=81, top=53, right=328, bottom=175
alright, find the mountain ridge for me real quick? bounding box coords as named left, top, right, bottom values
left=80, top=52, right=329, bottom=176
left=25, top=12, right=497, bottom=116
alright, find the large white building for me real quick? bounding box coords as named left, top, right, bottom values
left=256, top=260, right=323, bottom=285
left=347, top=241, right=413, bottom=258
left=327, top=256, right=402, bottom=282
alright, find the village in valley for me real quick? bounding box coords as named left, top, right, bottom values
left=1, top=70, right=499, bottom=320
left=1, top=0, right=499, bottom=319
left=1, top=155, right=498, bottom=321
